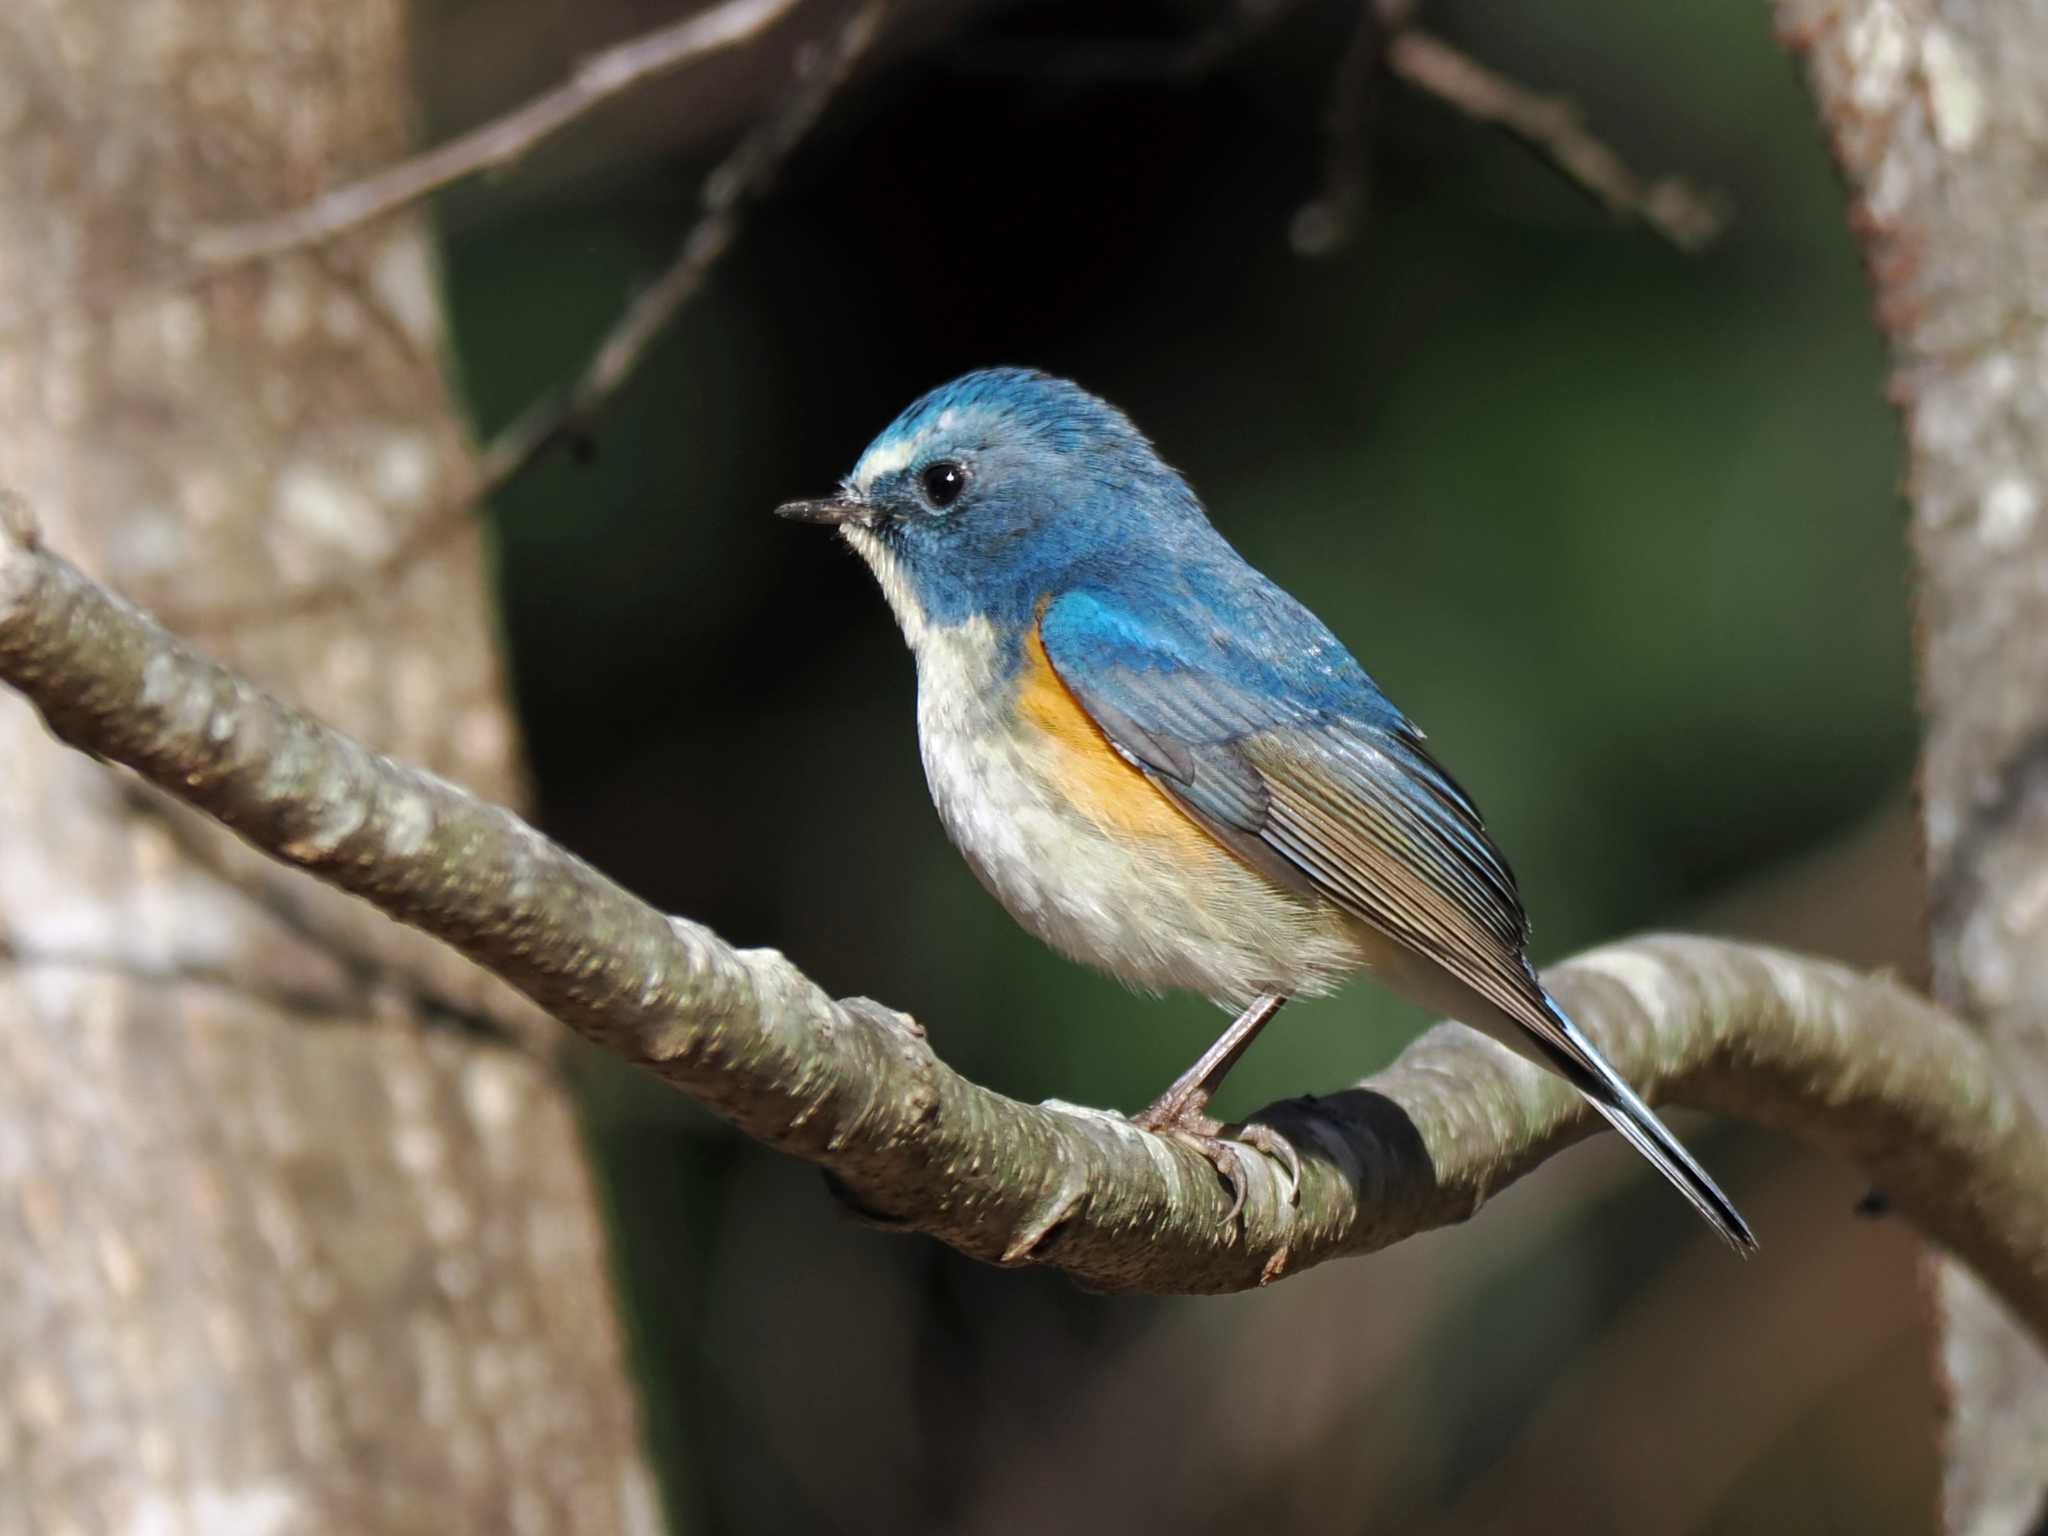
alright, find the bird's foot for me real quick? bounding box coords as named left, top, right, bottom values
left=1237, top=1121, right=1303, bottom=1205
left=1129, top=1094, right=1301, bottom=1221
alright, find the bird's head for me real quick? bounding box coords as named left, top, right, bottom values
left=777, top=368, right=1206, bottom=640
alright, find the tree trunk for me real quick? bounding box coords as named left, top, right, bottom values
left=1779, top=0, right=2048, bottom=1529
left=0, top=4, right=655, bottom=1530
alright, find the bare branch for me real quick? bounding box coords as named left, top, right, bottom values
left=189, top=0, right=809, bottom=268
left=1387, top=29, right=1730, bottom=252
left=166, top=0, right=885, bottom=634
left=4, top=517, right=2045, bottom=1319
left=933, top=2, right=1723, bottom=259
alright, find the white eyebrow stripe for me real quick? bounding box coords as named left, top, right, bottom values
left=854, top=436, right=916, bottom=486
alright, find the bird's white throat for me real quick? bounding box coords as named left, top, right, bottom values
left=839, top=523, right=930, bottom=649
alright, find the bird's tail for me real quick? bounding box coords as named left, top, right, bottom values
left=1539, top=990, right=1758, bottom=1255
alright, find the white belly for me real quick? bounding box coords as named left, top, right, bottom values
left=909, top=615, right=1364, bottom=1006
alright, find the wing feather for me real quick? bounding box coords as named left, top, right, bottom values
left=1037, top=588, right=1536, bottom=1018
left=1036, top=587, right=1757, bottom=1252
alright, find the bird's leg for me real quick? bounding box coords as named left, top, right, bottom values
left=1131, top=993, right=1299, bottom=1217
left=1136, top=993, right=1287, bottom=1127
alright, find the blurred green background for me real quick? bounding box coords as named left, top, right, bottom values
left=424, top=0, right=1926, bottom=1530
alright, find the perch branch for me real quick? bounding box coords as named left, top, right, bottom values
left=3, top=515, right=2044, bottom=1318
left=189, top=0, right=809, bottom=268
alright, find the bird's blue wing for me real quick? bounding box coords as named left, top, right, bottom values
left=1043, top=588, right=1757, bottom=1254
left=1038, top=586, right=1537, bottom=1018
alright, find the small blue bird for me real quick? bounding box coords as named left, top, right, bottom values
left=779, top=367, right=1754, bottom=1252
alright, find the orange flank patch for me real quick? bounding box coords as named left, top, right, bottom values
left=1017, top=624, right=1224, bottom=856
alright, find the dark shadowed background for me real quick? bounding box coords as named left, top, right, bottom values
left=420, top=0, right=1925, bottom=1529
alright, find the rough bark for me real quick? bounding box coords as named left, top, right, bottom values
left=1775, top=0, right=2048, bottom=1529
left=5, top=0, right=2045, bottom=1521
left=4, top=519, right=2044, bottom=1326
left=0, top=4, right=652, bottom=1531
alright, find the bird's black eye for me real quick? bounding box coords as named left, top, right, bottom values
left=920, top=460, right=967, bottom=510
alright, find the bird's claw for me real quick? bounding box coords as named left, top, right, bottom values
left=1128, top=1102, right=1300, bottom=1221
left=1237, top=1121, right=1302, bottom=1206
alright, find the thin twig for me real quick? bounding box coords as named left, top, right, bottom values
left=6, top=515, right=2048, bottom=1317
left=1289, top=2, right=1389, bottom=256
left=0, top=931, right=370, bottom=1027
left=190, top=0, right=810, bottom=269
left=1387, top=28, right=1730, bottom=252
left=166, top=1, right=886, bottom=634
left=117, top=784, right=529, bottom=1046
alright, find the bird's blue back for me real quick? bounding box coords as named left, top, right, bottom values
left=855, top=368, right=1411, bottom=731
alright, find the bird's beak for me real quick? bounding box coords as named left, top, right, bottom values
left=774, top=494, right=880, bottom=527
